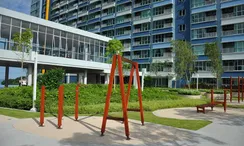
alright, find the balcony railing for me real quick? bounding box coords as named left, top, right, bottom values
left=101, top=23, right=114, bottom=27
left=117, top=6, right=131, bottom=13
left=134, top=16, right=150, bottom=21
left=192, top=15, right=216, bottom=24
left=163, top=67, right=172, bottom=72
left=133, top=42, right=150, bottom=46
left=134, top=2, right=151, bottom=8
left=123, top=43, right=131, bottom=48
left=223, top=66, right=235, bottom=71
left=191, top=0, right=216, bottom=8
left=153, top=9, right=172, bottom=17
left=222, top=30, right=244, bottom=36
left=116, top=18, right=131, bottom=24
left=222, top=12, right=244, bottom=19
left=192, top=32, right=217, bottom=39
left=132, top=55, right=149, bottom=59
left=102, top=1, right=115, bottom=6
left=164, top=37, right=173, bottom=42
left=116, top=30, right=131, bottom=36
left=222, top=48, right=244, bottom=53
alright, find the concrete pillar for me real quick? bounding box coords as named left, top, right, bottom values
left=84, top=70, right=87, bottom=84
left=66, top=73, right=70, bottom=83
left=5, top=65, right=9, bottom=88
left=27, top=64, right=33, bottom=86
left=105, top=74, right=109, bottom=84
left=78, top=73, right=83, bottom=84
left=141, top=68, right=146, bottom=91
left=85, top=45, right=88, bottom=61
left=168, top=76, right=175, bottom=88
left=133, top=70, right=138, bottom=89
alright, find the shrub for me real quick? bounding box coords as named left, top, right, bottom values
left=37, top=68, right=65, bottom=90
left=177, top=89, right=201, bottom=95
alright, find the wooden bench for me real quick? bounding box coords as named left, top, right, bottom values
left=196, top=89, right=227, bottom=114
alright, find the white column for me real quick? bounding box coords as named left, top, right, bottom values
left=168, top=77, right=174, bottom=88
left=85, top=45, right=88, bottom=61
left=196, top=74, right=199, bottom=91
left=133, top=70, right=138, bottom=89
left=84, top=70, right=87, bottom=84
left=66, top=73, right=70, bottom=83
left=78, top=73, right=83, bottom=84
left=141, top=68, right=146, bottom=91
left=105, top=73, right=109, bottom=84
left=27, top=64, right=33, bottom=86
left=30, top=52, right=38, bottom=112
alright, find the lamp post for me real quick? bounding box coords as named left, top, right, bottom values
left=142, top=68, right=146, bottom=91
left=30, top=51, right=38, bottom=112
left=171, top=52, right=176, bottom=88
left=196, top=73, right=199, bottom=91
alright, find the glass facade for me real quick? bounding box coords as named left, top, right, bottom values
left=0, top=14, right=108, bottom=63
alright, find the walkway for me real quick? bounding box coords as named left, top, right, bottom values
left=1, top=107, right=244, bottom=146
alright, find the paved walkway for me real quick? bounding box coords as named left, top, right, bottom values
left=1, top=107, right=244, bottom=146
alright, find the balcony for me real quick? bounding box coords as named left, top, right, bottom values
left=192, top=32, right=217, bottom=39
left=116, top=30, right=131, bottom=36
left=222, top=47, right=244, bottom=54
left=192, top=15, right=217, bottom=24
left=68, top=4, right=78, bottom=12
left=152, top=52, right=173, bottom=62
left=60, top=0, right=68, bottom=7
left=52, top=3, right=60, bottom=10
left=191, top=0, right=216, bottom=8
left=152, top=9, right=173, bottom=21
left=101, top=23, right=114, bottom=28
left=133, top=16, right=151, bottom=25
left=78, top=11, right=88, bottom=17
left=90, top=0, right=100, bottom=4
left=116, top=18, right=131, bottom=24
left=132, top=55, right=149, bottom=59
left=102, top=1, right=115, bottom=9
left=223, top=66, right=235, bottom=71
left=134, top=2, right=151, bottom=8
left=222, top=30, right=244, bottom=36
left=133, top=41, right=150, bottom=46
left=117, top=7, right=132, bottom=16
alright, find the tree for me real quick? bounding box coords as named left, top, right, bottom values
left=105, top=39, right=124, bottom=59
left=205, top=42, right=223, bottom=89
left=37, top=68, right=65, bottom=90
left=12, top=28, right=33, bottom=83
left=150, top=60, right=172, bottom=87
left=171, top=40, right=197, bottom=89
left=105, top=39, right=124, bottom=89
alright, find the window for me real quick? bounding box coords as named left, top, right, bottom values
left=179, top=9, right=186, bottom=16
left=179, top=24, right=186, bottom=32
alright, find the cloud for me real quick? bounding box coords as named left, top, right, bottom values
left=0, top=0, right=32, bottom=14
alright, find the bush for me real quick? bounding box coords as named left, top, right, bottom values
left=177, top=89, right=201, bottom=95
left=0, top=86, right=33, bottom=110
left=168, top=88, right=179, bottom=92
left=37, top=68, right=65, bottom=90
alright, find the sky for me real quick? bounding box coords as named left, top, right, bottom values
left=0, top=0, right=32, bottom=79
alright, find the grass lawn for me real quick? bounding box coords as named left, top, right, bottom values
left=0, top=108, right=52, bottom=119
left=0, top=108, right=212, bottom=130
left=109, top=112, right=212, bottom=131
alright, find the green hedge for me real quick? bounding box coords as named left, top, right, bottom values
left=177, top=89, right=201, bottom=95
left=0, top=84, right=183, bottom=112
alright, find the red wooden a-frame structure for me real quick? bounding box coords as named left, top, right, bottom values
left=101, top=54, right=144, bottom=140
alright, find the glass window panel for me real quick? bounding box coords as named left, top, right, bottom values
left=12, top=18, right=21, bottom=27
left=1, top=24, right=10, bottom=41
left=1, top=16, right=11, bottom=24
left=22, top=21, right=30, bottom=28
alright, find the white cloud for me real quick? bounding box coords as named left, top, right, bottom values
left=0, top=0, right=32, bottom=14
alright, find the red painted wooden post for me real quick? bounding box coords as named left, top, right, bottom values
left=211, top=89, right=214, bottom=104
left=125, top=66, right=134, bottom=108
left=40, top=86, right=45, bottom=126
left=230, top=76, right=232, bottom=102
left=242, top=77, right=244, bottom=102
left=58, top=85, right=64, bottom=129
left=75, top=85, right=79, bottom=121
left=101, top=55, right=117, bottom=136
left=238, top=76, right=240, bottom=103
left=118, top=55, right=130, bottom=140
left=135, top=62, right=144, bottom=126
left=224, top=89, right=227, bottom=112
